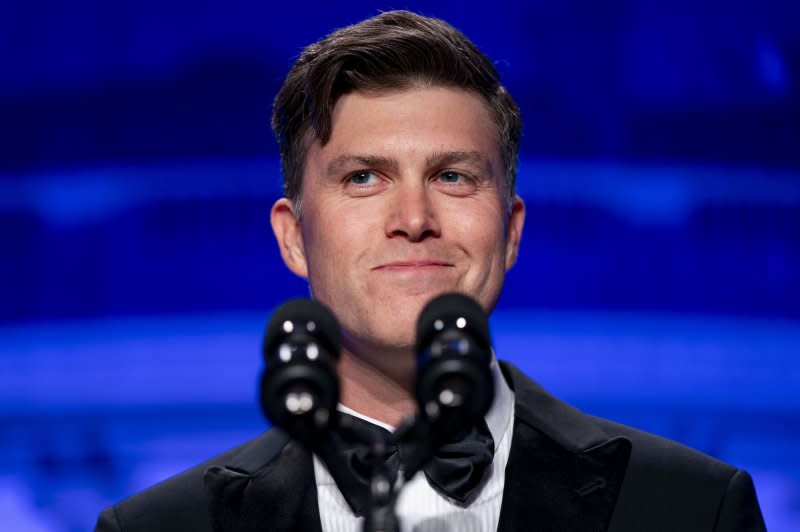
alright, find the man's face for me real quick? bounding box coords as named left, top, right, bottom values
left=272, top=86, right=524, bottom=354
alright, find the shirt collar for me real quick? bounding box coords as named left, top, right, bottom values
left=337, top=351, right=514, bottom=449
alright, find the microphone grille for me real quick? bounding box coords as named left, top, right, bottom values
left=264, top=299, right=341, bottom=360
left=415, top=292, right=490, bottom=355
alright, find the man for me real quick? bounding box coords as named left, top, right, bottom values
left=96, top=10, right=765, bottom=531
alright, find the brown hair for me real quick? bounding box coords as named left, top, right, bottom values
left=271, top=10, right=521, bottom=214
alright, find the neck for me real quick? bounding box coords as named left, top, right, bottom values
left=337, top=343, right=417, bottom=427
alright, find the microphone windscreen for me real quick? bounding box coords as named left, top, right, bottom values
left=263, top=298, right=341, bottom=361
left=415, top=292, right=490, bottom=355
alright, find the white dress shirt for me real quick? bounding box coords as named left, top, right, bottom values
left=313, top=357, right=515, bottom=532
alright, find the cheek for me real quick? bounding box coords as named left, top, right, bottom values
left=300, top=212, right=334, bottom=282
left=302, top=209, right=370, bottom=287
left=455, top=203, right=507, bottom=253
left=456, top=205, right=509, bottom=294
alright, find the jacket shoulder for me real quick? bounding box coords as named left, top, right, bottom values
left=95, top=429, right=290, bottom=532
left=596, top=417, right=737, bottom=479
left=595, top=417, right=765, bottom=530
left=501, top=361, right=764, bottom=530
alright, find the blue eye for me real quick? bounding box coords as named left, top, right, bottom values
left=349, top=171, right=377, bottom=185
left=439, top=171, right=465, bottom=183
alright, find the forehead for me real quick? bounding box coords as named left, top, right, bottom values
left=313, top=87, right=503, bottom=164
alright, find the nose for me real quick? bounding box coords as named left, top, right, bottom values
left=384, top=181, right=441, bottom=242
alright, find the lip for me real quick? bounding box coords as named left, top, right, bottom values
left=372, top=260, right=454, bottom=271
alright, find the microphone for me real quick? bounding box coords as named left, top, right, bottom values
left=259, top=299, right=341, bottom=446
left=414, top=292, right=494, bottom=441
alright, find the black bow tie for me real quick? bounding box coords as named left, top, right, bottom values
left=316, top=412, right=495, bottom=516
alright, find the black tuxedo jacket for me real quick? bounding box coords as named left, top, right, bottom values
left=96, top=362, right=765, bottom=531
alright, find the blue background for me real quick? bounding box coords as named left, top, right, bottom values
left=1, top=1, right=798, bottom=530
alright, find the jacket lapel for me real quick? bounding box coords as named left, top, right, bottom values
left=497, top=363, right=631, bottom=532
left=203, top=430, right=323, bottom=532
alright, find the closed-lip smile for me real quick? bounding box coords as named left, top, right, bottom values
left=372, top=260, right=454, bottom=270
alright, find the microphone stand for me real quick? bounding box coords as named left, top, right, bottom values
left=310, top=412, right=408, bottom=532
left=362, top=439, right=401, bottom=532
left=361, top=414, right=438, bottom=532
left=355, top=375, right=490, bottom=531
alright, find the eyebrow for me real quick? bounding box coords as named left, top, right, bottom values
left=326, top=150, right=494, bottom=177
left=425, top=150, right=494, bottom=175
left=326, top=155, right=399, bottom=177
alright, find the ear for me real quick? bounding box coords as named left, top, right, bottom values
left=270, top=198, right=309, bottom=279
left=504, top=195, right=525, bottom=271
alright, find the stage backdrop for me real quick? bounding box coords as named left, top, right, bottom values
left=1, top=1, right=798, bottom=530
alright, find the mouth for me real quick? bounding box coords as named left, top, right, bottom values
left=372, top=260, right=454, bottom=271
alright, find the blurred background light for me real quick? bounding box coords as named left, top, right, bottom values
left=1, top=1, right=798, bottom=530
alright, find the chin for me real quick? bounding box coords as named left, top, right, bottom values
left=362, top=314, right=418, bottom=351
left=394, top=294, right=436, bottom=321
left=342, top=327, right=415, bottom=360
